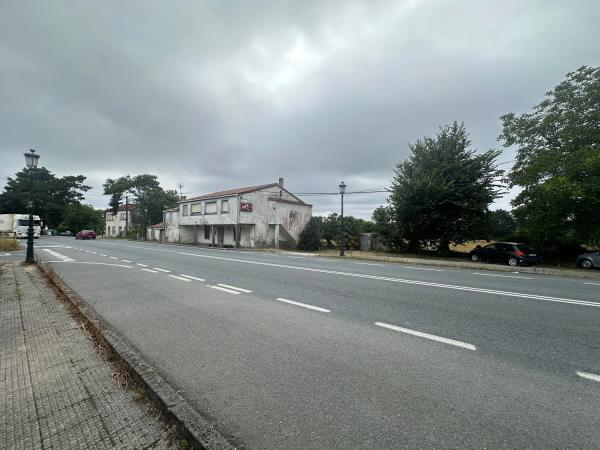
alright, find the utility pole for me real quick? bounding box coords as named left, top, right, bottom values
left=178, top=183, right=183, bottom=200
left=125, top=195, right=129, bottom=237
left=339, top=181, right=346, bottom=257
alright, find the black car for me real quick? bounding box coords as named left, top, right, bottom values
left=469, top=242, right=541, bottom=267
left=576, top=251, right=600, bottom=269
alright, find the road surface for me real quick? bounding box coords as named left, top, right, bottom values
left=27, top=236, right=600, bottom=449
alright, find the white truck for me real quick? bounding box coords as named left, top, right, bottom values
left=0, top=213, right=42, bottom=239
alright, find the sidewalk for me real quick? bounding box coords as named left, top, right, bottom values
left=0, top=262, right=173, bottom=449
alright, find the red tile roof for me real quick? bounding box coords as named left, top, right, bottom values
left=184, top=183, right=277, bottom=202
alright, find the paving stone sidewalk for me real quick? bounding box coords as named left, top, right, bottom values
left=1, top=262, right=173, bottom=449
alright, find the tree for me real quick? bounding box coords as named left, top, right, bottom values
left=103, top=174, right=179, bottom=232
left=485, top=209, right=518, bottom=241
left=500, top=65, right=600, bottom=252
left=0, top=167, right=91, bottom=228
left=319, top=213, right=373, bottom=250
left=371, top=206, right=404, bottom=250
left=297, top=217, right=322, bottom=251
left=389, top=122, right=503, bottom=253
left=58, top=205, right=105, bottom=234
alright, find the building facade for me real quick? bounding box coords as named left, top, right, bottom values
left=149, top=179, right=311, bottom=248
left=105, top=204, right=136, bottom=237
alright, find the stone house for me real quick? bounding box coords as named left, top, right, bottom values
left=105, top=204, right=137, bottom=237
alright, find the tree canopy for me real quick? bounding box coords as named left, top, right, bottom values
left=103, top=174, right=179, bottom=228
left=58, top=204, right=104, bottom=234
left=0, top=167, right=91, bottom=228
left=500, top=65, right=600, bottom=251
left=388, top=122, right=503, bottom=252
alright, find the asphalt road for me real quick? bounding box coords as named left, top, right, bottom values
left=24, top=237, right=600, bottom=449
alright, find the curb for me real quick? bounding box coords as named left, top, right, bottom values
left=35, top=260, right=239, bottom=450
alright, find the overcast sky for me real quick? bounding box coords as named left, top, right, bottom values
left=1, top=1, right=598, bottom=218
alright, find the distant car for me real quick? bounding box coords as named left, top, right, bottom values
left=469, top=242, right=541, bottom=267
left=58, top=231, right=73, bottom=236
left=76, top=230, right=96, bottom=240
left=576, top=251, right=600, bottom=270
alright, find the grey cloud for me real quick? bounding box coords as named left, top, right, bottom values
left=1, top=0, right=599, bottom=218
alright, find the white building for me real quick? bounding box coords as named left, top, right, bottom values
left=105, top=204, right=136, bottom=237
left=150, top=179, right=312, bottom=248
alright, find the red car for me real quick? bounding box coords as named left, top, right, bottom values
left=76, top=230, right=96, bottom=240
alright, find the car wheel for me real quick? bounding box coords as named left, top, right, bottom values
left=580, top=258, right=594, bottom=269
left=508, top=257, right=519, bottom=267
left=471, top=254, right=480, bottom=262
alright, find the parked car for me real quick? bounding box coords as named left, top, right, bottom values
left=58, top=230, right=73, bottom=236
left=76, top=230, right=97, bottom=240
left=469, top=242, right=541, bottom=266
left=576, top=251, right=600, bottom=269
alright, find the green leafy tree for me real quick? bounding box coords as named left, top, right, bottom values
left=371, top=205, right=404, bottom=250
left=103, top=174, right=179, bottom=232
left=484, top=209, right=518, bottom=241
left=0, top=167, right=91, bottom=228
left=389, top=122, right=503, bottom=253
left=58, top=205, right=104, bottom=234
left=500, top=65, right=600, bottom=252
left=297, top=216, right=323, bottom=251
left=319, top=213, right=373, bottom=250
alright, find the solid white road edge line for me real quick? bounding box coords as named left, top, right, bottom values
left=584, top=282, right=600, bottom=286
left=276, top=298, right=331, bottom=313
left=153, top=268, right=171, bottom=272
left=140, top=268, right=159, bottom=273
left=179, top=274, right=206, bottom=281
left=375, top=322, right=476, bottom=351
left=354, top=262, right=384, bottom=266
left=168, top=275, right=191, bottom=282
left=473, top=272, right=533, bottom=280
left=108, top=245, right=600, bottom=308
left=576, top=371, right=600, bottom=383
left=401, top=266, right=445, bottom=272
left=217, top=283, right=253, bottom=293
left=209, top=285, right=241, bottom=294
left=42, top=261, right=133, bottom=268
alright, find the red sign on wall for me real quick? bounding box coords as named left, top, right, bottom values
left=240, top=202, right=253, bottom=212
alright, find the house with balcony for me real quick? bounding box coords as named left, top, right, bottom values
left=151, top=178, right=311, bottom=248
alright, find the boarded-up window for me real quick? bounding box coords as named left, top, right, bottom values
left=205, top=201, right=217, bottom=214
left=204, top=225, right=210, bottom=240
left=191, top=203, right=203, bottom=215
left=221, top=199, right=229, bottom=214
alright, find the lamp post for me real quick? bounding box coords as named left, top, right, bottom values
left=339, top=181, right=346, bottom=257
left=24, top=149, right=40, bottom=263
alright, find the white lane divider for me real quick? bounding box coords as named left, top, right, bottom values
left=584, top=282, right=600, bottom=286
left=354, top=262, right=384, bottom=266
left=180, top=274, right=205, bottom=281
left=401, top=266, right=445, bottom=272
left=42, top=249, right=75, bottom=262
left=91, top=252, right=98, bottom=254
left=375, top=322, right=476, bottom=351
left=217, top=283, right=253, bottom=293
left=286, top=256, right=305, bottom=259
left=136, top=263, right=148, bottom=267
left=121, top=259, right=132, bottom=263
left=140, top=268, right=159, bottom=273
left=209, top=285, right=241, bottom=295
left=275, top=298, right=331, bottom=313
left=99, top=254, right=107, bottom=257
left=168, top=275, right=191, bottom=282
left=473, top=272, right=533, bottom=280
left=153, top=267, right=171, bottom=273
left=109, top=256, right=118, bottom=260
left=576, top=371, right=600, bottom=383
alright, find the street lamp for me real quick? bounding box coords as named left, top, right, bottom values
left=24, top=149, right=40, bottom=263
left=339, top=181, right=346, bottom=257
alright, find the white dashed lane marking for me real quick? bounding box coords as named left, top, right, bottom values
left=140, top=268, right=159, bottom=273
left=180, top=274, right=206, bottom=281
left=168, top=275, right=191, bottom=282
left=209, top=285, right=241, bottom=295
left=121, top=259, right=132, bottom=263
left=275, top=298, right=330, bottom=313
left=216, top=283, right=253, bottom=293
left=473, top=272, right=533, bottom=280
left=375, top=322, right=476, bottom=351
left=153, top=268, right=171, bottom=273
left=136, top=263, right=148, bottom=267
left=577, top=371, right=600, bottom=383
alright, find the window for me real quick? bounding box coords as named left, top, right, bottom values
left=182, top=204, right=188, bottom=216
left=205, top=201, right=217, bottom=214
left=107, top=226, right=111, bottom=235
left=107, top=214, right=113, bottom=221
left=120, top=213, right=126, bottom=220
left=191, top=203, right=203, bottom=215
left=204, top=225, right=210, bottom=240
left=221, top=199, right=229, bottom=214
